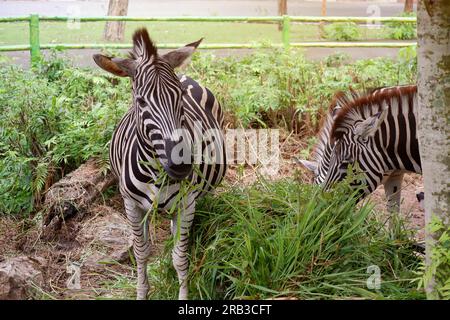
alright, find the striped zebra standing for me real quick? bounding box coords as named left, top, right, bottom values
left=298, top=85, right=421, bottom=213
left=93, top=28, right=226, bottom=300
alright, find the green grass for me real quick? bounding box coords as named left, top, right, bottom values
left=0, top=21, right=393, bottom=47
left=100, top=179, right=424, bottom=300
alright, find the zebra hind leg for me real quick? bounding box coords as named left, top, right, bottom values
left=171, top=200, right=195, bottom=300
left=124, top=198, right=152, bottom=300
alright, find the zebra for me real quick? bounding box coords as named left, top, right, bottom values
left=92, top=28, right=226, bottom=300
left=297, top=85, right=421, bottom=213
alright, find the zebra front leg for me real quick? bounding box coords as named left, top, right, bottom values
left=124, top=198, right=152, bottom=300
left=171, top=200, right=195, bottom=300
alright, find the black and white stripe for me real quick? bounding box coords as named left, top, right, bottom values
left=93, top=28, right=226, bottom=300
left=299, top=85, right=421, bottom=212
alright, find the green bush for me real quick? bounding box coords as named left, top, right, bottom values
left=0, top=56, right=130, bottom=215
left=187, top=49, right=416, bottom=129
left=417, top=215, right=450, bottom=299
left=383, top=13, right=417, bottom=40
left=142, top=179, right=423, bottom=300
left=324, top=22, right=361, bottom=41
left=0, top=49, right=417, bottom=215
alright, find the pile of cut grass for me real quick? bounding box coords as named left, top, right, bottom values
left=137, top=179, right=424, bottom=300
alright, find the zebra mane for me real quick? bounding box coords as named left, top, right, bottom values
left=330, top=85, right=417, bottom=142
left=311, top=89, right=363, bottom=161
left=129, top=28, right=158, bottom=61
left=311, top=105, right=336, bottom=162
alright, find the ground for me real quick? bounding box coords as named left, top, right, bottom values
left=0, top=130, right=424, bottom=300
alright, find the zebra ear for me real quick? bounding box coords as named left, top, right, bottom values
left=354, top=107, right=388, bottom=140
left=93, top=54, right=136, bottom=77
left=298, top=159, right=318, bottom=173
left=161, top=38, right=203, bottom=69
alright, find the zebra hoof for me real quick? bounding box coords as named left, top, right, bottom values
left=178, top=287, right=188, bottom=300
left=136, top=293, right=148, bottom=300
left=136, top=285, right=149, bottom=300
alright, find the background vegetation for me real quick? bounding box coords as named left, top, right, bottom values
left=0, top=47, right=417, bottom=216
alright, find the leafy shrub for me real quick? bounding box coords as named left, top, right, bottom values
left=324, top=22, right=360, bottom=41
left=417, top=215, right=450, bottom=299
left=187, top=49, right=416, bottom=130
left=0, top=49, right=417, bottom=215
left=383, top=13, right=417, bottom=40
left=0, top=58, right=130, bottom=215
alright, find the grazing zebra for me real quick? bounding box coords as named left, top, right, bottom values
left=93, top=28, right=226, bottom=300
left=298, top=85, right=421, bottom=213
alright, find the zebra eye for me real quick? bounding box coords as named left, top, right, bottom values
left=359, top=136, right=368, bottom=143
left=136, top=97, right=145, bottom=106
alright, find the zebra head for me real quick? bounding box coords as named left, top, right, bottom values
left=93, top=28, right=202, bottom=180
left=297, top=95, right=344, bottom=184
left=299, top=88, right=386, bottom=187
left=321, top=104, right=389, bottom=192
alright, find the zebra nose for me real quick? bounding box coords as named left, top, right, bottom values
left=163, top=138, right=192, bottom=180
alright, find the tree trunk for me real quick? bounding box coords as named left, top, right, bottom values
left=417, top=0, right=450, bottom=299
left=278, top=0, right=287, bottom=31
left=404, top=0, right=414, bottom=13
left=104, top=0, right=129, bottom=42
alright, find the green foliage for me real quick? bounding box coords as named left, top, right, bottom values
left=0, top=49, right=417, bottom=215
left=383, top=13, right=417, bottom=40
left=397, top=45, right=417, bottom=77
left=187, top=49, right=416, bottom=130
left=0, top=56, right=130, bottom=215
left=324, top=22, right=361, bottom=41
left=416, top=216, right=450, bottom=300
left=143, top=179, right=423, bottom=300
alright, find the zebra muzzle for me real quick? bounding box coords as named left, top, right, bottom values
left=163, top=138, right=193, bottom=180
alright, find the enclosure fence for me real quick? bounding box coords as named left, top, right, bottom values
left=0, top=15, right=417, bottom=66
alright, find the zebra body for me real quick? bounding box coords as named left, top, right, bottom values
left=93, top=29, right=226, bottom=299
left=298, top=85, right=421, bottom=212
left=111, top=75, right=225, bottom=212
